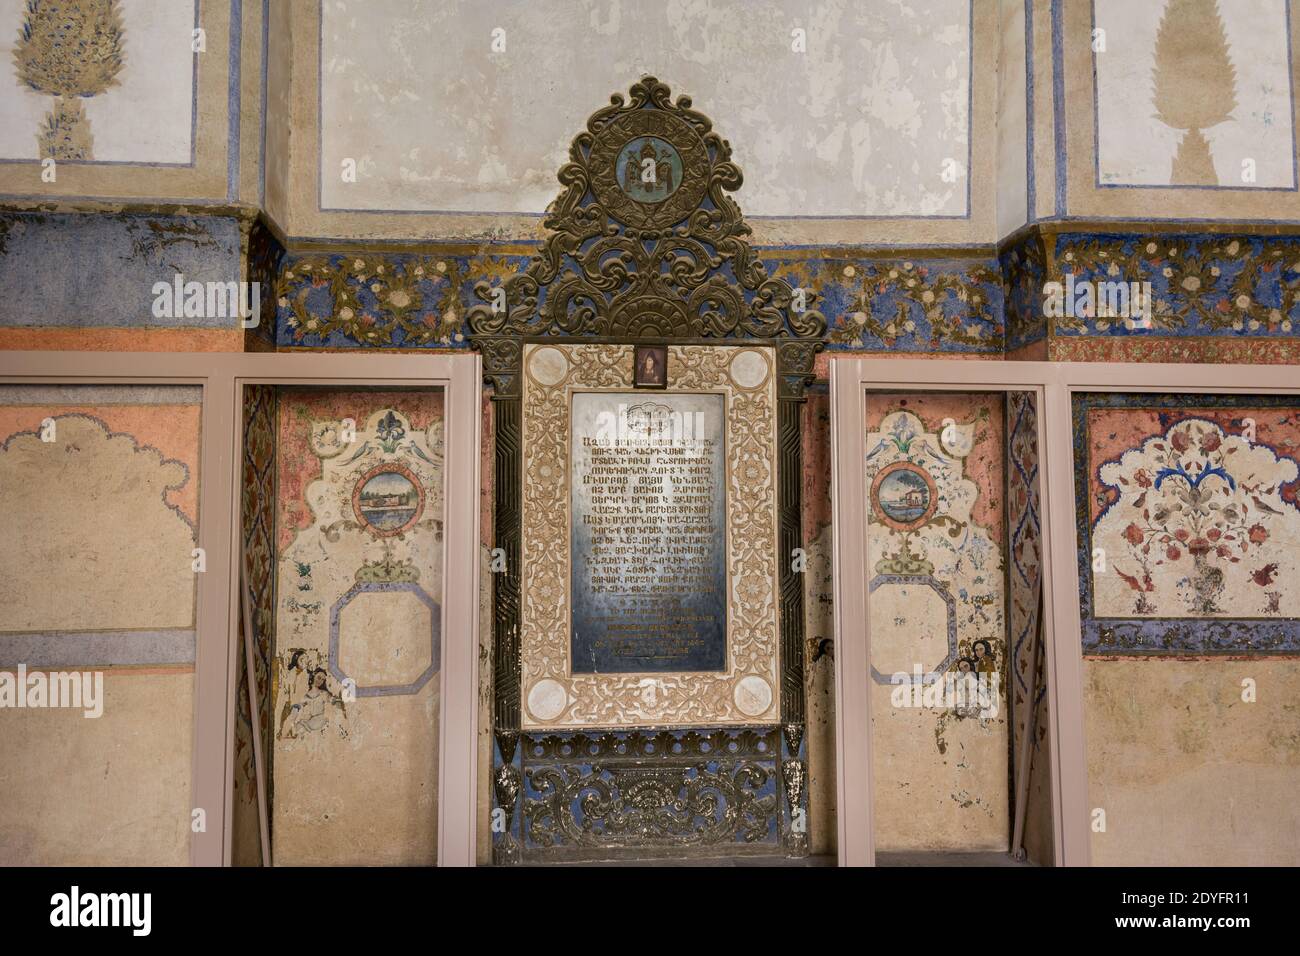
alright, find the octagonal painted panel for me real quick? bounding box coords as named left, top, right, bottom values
left=329, top=582, right=441, bottom=697
left=867, top=574, right=957, bottom=684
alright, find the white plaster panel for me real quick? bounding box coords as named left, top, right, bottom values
left=1094, top=0, right=1294, bottom=188
left=320, top=0, right=971, bottom=217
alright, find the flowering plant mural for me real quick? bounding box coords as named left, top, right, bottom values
left=1093, top=417, right=1300, bottom=618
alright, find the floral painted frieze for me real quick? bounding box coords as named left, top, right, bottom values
left=1000, top=232, right=1048, bottom=352
left=258, top=231, right=1300, bottom=358
left=1077, top=394, right=1300, bottom=655
left=274, top=252, right=527, bottom=349
left=274, top=248, right=1005, bottom=354
left=1051, top=233, right=1300, bottom=338
left=781, top=257, right=1004, bottom=353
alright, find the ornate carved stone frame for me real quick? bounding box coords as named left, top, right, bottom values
left=520, top=343, right=779, bottom=728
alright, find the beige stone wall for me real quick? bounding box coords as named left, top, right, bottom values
left=1085, top=659, right=1300, bottom=865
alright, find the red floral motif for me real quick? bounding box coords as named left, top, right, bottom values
left=1252, top=563, right=1279, bottom=587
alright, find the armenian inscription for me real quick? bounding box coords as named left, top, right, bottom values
left=570, top=392, right=727, bottom=673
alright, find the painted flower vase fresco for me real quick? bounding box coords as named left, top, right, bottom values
left=1092, top=416, right=1300, bottom=619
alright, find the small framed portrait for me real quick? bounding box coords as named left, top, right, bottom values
left=633, top=344, right=667, bottom=389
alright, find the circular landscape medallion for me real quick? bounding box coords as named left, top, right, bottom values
left=871, top=462, right=937, bottom=531
left=353, top=464, right=424, bottom=536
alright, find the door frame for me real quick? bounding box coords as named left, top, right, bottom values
left=0, top=350, right=482, bottom=867
left=831, top=357, right=1300, bottom=867
left=829, top=358, right=1072, bottom=866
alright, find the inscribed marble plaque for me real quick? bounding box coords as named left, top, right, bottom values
left=569, top=392, right=727, bottom=673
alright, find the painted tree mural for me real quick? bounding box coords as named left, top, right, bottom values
left=1151, top=0, right=1237, bottom=185
left=13, top=0, right=126, bottom=160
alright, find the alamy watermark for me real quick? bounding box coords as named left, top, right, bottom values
left=0, top=664, right=103, bottom=718
left=152, top=274, right=260, bottom=328
left=889, top=665, right=1001, bottom=719
left=1042, top=273, right=1153, bottom=329
left=591, top=403, right=711, bottom=457
left=50, top=886, right=150, bottom=936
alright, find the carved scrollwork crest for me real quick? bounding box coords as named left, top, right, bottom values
left=467, top=75, right=826, bottom=393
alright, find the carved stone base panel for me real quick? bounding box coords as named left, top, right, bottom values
left=519, top=343, right=779, bottom=729
left=519, top=727, right=788, bottom=862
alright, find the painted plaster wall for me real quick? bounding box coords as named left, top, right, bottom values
left=265, top=0, right=295, bottom=227
left=1093, top=0, right=1292, bottom=190
left=865, top=393, right=1009, bottom=851
left=318, top=0, right=972, bottom=218
left=1085, top=659, right=1300, bottom=865
left=0, top=0, right=252, bottom=202
left=0, top=0, right=196, bottom=164
left=0, top=212, right=245, bottom=354
left=0, top=385, right=201, bottom=865
left=286, top=0, right=998, bottom=245
left=270, top=389, right=444, bottom=866
left=996, top=0, right=1029, bottom=239
left=1076, top=395, right=1300, bottom=865
left=1054, top=0, right=1300, bottom=222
